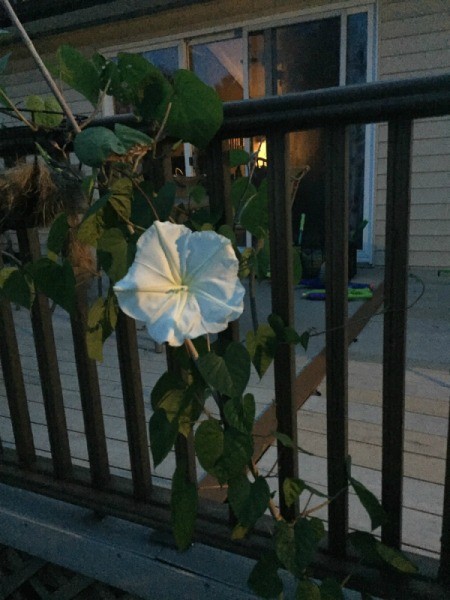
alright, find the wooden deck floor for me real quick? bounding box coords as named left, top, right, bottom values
left=0, top=302, right=448, bottom=561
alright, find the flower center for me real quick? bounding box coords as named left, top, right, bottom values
left=167, top=284, right=189, bottom=294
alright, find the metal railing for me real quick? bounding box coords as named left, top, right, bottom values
left=0, top=73, right=449, bottom=598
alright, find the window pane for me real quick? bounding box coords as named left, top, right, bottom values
left=249, top=32, right=266, bottom=98
left=142, top=46, right=179, bottom=78
left=275, top=17, right=340, bottom=94
left=189, top=37, right=243, bottom=102
left=346, top=12, right=368, bottom=85
left=347, top=13, right=368, bottom=248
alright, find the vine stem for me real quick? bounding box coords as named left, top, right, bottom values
left=1, top=0, right=81, bottom=134
left=184, top=338, right=199, bottom=361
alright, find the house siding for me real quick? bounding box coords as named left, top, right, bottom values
left=375, top=0, right=450, bottom=268
left=0, top=0, right=448, bottom=267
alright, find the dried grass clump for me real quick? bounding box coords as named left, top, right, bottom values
left=0, top=160, right=87, bottom=231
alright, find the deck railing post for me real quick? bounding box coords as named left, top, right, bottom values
left=324, top=125, right=349, bottom=556
left=0, top=251, right=36, bottom=467
left=70, top=282, right=110, bottom=490
left=381, top=118, right=413, bottom=548
left=16, top=227, right=72, bottom=479
left=267, top=129, right=299, bottom=520
left=116, top=310, right=152, bottom=500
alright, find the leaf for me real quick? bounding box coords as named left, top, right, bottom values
left=47, top=213, right=69, bottom=256
left=195, top=421, right=252, bottom=484
left=0, top=52, right=10, bottom=75
left=25, top=95, right=63, bottom=128
left=227, top=475, right=270, bottom=528
left=296, top=579, right=321, bottom=599
left=247, top=551, right=283, bottom=599
left=77, top=194, right=110, bottom=246
left=197, top=342, right=250, bottom=398
left=74, top=127, right=126, bottom=167
left=255, top=240, right=271, bottom=280
left=188, top=185, right=207, bottom=205
left=283, top=477, right=306, bottom=508
left=274, top=432, right=313, bottom=456
left=197, top=352, right=234, bottom=397
left=274, top=521, right=297, bottom=574
left=86, top=292, right=118, bottom=361
left=97, top=227, right=129, bottom=283
left=108, top=178, right=133, bottom=222
left=223, top=393, right=255, bottom=433
left=240, top=179, right=269, bottom=239
left=115, top=53, right=172, bottom=116
left=230, top=148, right=250, bottom=167
left=56, top=45, right=101, bottom=106
left=0, top=268, right=34, bottom=309
left=114, top=123, right=153, bottom=150
left=215, top=427, right=253, bottom=483
left=171, top=461, right=198, bottom=550
left=26, top=258, right=75, bottom=315
left=274, top=431, right=295, bottom=449
left=231, top=523, right=249, bottom=540
left=91, top=52, right=118, bottom=90
left=294, top=517, right=325, bottom=573
left=292, top=245, right=303, bottom=283
left=149, top=408, right=178, bottom=467
left=151, top=371, right=186, bottom=411
left=150, top=370, right=196, bottom=437
left=131, top=181, right=156, bottom=230
left=86, top=325, right=104, bottom=362
left=283, top=478, right=327, bottom=506
left=246, top=323, right=277, bottom=378
left=155, top=181, right=177, bottom=221
left=319, top=578, right=344, bottom=600
left=194, top=419, right=224, bottom=472
left=347, top=531, right=383, bottom=567
left=349, top=475, right=388, bottom=531
left=165, top=69, right=223, bottom=148
left=218, top=224, right=236, bottom=245
left=231, top=177, right=256, bottom=213
left=375, top=543, right=417, bottom=574
left=299, top=331, right=310, bottom=351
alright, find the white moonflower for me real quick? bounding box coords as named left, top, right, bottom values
left=113, top=220, right=245, bottom=346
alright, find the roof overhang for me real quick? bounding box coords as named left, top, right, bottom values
left=0, top=0, right=212, bottom=40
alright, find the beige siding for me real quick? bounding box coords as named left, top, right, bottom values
left=0, top=0, right=448, bottom=267
left=376, top=0, right=450, bottom=267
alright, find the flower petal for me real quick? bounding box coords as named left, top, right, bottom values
left=113, top=221, right=245, bottom=346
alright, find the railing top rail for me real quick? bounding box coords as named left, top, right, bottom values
left=220, top=73, right=450, bottom=137
left=0, top=73, right=449, bottom=156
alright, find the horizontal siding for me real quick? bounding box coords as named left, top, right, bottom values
left=377, top=188, right=449, bottom=206
left=376, top=1, right=449, bottom=267
left=409, top=236, right=450, bottom=252
left=377, top=155, right=450, bottom=176
left=376, top=172, right=450, bottom=190
left=378, top=138, right=450, bottom=158
left=408, top=251, right=450, bottom=267
left=380, top=31, right=449, bottom=56
left=381, top=12, right=450, bottom=40
left=377, top=117, right=450, bottom=143
left=376, top=219, right=449, bottom=237
left=379, top=48, right=450, bottom=76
